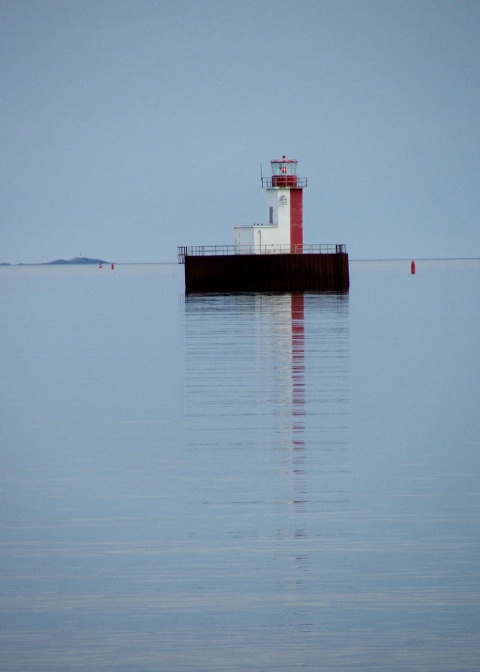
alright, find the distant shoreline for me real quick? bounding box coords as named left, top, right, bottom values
left=0, top=257, right=108, bottom=267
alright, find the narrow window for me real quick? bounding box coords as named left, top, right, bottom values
left=269, top=206, right=274, bottom=225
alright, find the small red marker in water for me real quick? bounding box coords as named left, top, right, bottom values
left=411, top=260, right=416, bottom=275
left=111, top=262, right=114, bottom=270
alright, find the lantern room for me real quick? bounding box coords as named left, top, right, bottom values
left=271, top=156, right=298, bottom=187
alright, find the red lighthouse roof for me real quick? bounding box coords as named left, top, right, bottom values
left=271, top=155, right=297, bottom=164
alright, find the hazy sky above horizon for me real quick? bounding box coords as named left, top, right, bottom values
left=1, top=0, right=479, bottom=263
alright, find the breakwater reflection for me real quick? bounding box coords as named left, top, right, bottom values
left=185, top=292, right=350, bottom=666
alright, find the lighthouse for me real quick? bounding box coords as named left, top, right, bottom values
left=234, top=156, right=307, bottom=253
left=178, top=155, right=349, bottom=293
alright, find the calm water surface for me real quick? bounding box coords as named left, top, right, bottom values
left=1, top=260, right=479, bottom=670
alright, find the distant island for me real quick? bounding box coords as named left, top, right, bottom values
left=44, top=257, right=109, bottom=265
left=1, top=257, right=109, bottom=266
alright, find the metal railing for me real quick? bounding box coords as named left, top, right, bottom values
left=261, top=177, right=308, bottom=188
left=177, top=244, right=347, bottom=263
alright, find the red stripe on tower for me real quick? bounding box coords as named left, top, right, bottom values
left=289, top=189, right=303, bottom=248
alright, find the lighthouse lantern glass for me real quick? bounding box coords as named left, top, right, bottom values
left=271, top=157, right=298, bottom=176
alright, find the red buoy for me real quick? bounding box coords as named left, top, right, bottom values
left=111, top=262, right=114, bottom=270
left=411, top=260, right=416, bottom=275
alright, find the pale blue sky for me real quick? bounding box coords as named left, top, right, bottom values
left=1, top=0, right=479, bottom=263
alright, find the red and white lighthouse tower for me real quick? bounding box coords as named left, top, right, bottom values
left=265, top=156, right=306, bottom=250
left=235, top=156, right=307, bottom=253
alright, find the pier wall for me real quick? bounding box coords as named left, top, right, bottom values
left=184, top=252, right=349, bottom=293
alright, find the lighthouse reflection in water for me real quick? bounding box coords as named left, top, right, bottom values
left=185, top=291, right=350, bottom=661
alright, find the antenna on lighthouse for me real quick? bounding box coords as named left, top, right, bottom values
left=260, top=163, right=263, bottom=182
